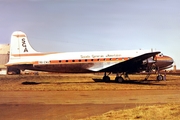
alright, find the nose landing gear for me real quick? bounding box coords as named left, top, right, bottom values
left=157, top=74, right=164, bottom=81
left=145, top=65, right=165, bottom=81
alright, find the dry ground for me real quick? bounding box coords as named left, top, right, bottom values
left=0, top=73, right=180, bottom=91
left=0, top=73, right=180, bottom=120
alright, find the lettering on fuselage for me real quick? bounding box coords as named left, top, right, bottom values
left=92, top=55, right=104, bottom=58
left=81, top=55, right=90, bottom=58
left=22, top=38, right=28, bottom=52
left=38, top=61, right=50, bottom=64
left=80, top=54, right=121, bottom=59
left=106, top=54, right=121, bottom=58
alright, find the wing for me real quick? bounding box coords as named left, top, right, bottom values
left=90, top=51, right=160, bottom=73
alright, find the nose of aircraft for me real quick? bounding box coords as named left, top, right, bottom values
left=156, top=55, right=174, bottom=68
left=166, top=56, right=174, bottom=65
left=167, top=56, right=174, bottom=65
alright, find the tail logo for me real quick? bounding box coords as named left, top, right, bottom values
left=22, top=38, right=28, bottom=52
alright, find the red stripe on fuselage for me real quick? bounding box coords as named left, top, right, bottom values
left=34, top=57, right=130, bottom=65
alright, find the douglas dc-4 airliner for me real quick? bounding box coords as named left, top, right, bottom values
left=5, top=31, right=174, bottom=82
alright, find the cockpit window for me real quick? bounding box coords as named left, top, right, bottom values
left=158, top=53, right=164, bottom=57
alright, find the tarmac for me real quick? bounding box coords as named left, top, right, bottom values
left=0, top=74, right=180, bottom=120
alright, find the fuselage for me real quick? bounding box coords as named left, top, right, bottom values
left=6, top=49, right=174, bottom=73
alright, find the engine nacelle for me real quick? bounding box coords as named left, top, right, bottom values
left=143, top=57, right=156, bottom=65
left=142, top=58, right=157, bottom=72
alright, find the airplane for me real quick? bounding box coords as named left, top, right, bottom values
left=5, top=31, right=174, bottom=82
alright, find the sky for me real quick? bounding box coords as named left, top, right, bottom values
left=0, top=0, right=180, bottom=68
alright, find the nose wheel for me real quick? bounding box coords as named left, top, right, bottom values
left=156, top=67, right=164, bottom=81
left=157, top=74, right=164, bottom=81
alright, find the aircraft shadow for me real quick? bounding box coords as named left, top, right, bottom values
left=22, top=81, right=50, bottom=85
left=21, top=81, right=94, bottom=85
left=21, top=79, right=166, bottom=86
left=92, top=79, right=166, bottom=85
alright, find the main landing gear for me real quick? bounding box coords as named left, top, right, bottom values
left=103, top=72, right=130, bottom=83
left=102, top=72, right=111, bottom=82
left=115, top=76, right=124, bottom=83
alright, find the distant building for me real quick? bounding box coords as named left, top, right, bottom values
left=0, top=44, right=10, bottom=75
left=173, top=65, right=177, bottom=73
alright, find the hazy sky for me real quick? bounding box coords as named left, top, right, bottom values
left=0, top=0, right=180, bottom=68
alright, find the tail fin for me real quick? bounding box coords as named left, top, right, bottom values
left=10, top=31, right=37, bottom=59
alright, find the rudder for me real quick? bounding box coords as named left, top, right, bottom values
left=10, top=31, right=37, bottom=59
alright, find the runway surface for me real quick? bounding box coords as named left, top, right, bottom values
left=0, top=90, right=180, bottom=120
left=0, top=74, right=180, bottom=119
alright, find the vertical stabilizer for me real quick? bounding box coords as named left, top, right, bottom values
left=10, top=31, right=37, bottom=59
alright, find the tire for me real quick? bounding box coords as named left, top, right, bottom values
left=103, top=76, right=110, bottom=82
left=115, top=77, right=124, bottom=83
left=157, top=75, right=163, bottom=81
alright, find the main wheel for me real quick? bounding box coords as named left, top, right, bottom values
left=103, top=76, right=110, bottom=82
left=115, top=77, right=124, bottom=83
left=157, top=75, right=163, bottom=81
